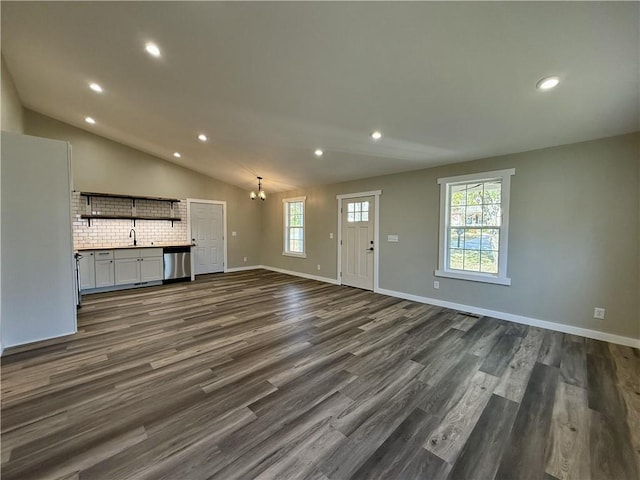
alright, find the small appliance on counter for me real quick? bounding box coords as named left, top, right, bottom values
left=163, top=246, right=191, bottom=282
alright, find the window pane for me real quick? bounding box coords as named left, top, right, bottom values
left=449, top=249, right=464, bottom=270
left=362, top=211, right=369, bottom=221
left=464, top=229, right=482, bottom=250
left=466, top=184, right=482, bottom=205
left=290, top=240, right=301, bottom=253
left=348, top=212, right=355, bottom=222
left=451, top=185, right=466, bottom=206
left=480, top=251, right=498, bottom=273
left=463, top=250, right=480, bottom=271
left=362, top=202, right=369, bottom=212
left=290, top=214, right=303, bottom=227
left=465, top=206, right=482, bottom=225
left=450, top=207, right=465, bottom=226
left=481, top=229, right=500, bottom=251
left=482, top=205, right=501, bottom=227
left=290, top=227, right=303, bottom=240
left=483, top=182, right=501, bottom=204
left=449, top=228, right=465, bottom=249
left=355, top=212, right=361, bottom=222
left=348, top=203, right=355, bottom=212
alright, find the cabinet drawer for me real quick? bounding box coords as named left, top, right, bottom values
left=140, top=247, right=163, bottom=258
left=114, top=248, right=140, bottom=259
left=94, top=250, right=114, bottom=260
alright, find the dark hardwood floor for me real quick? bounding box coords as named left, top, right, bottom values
left=1, top=269, right=639, bottom=480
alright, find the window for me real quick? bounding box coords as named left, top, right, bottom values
left=436, top=169, right=514, bottom=285
left=347, top=201, right=369, bottom=222
left=283, top=196, right=306, bottom=257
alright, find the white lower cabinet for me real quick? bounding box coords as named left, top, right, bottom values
left=79, top=251, right=96, bottom=289
left=95, top=259, right=115, bottom=287
left=94, top=250, right=115, bottom=288
left=114, top=248, right=163, bottom=285
left=140, top=256, right=163, bottom=282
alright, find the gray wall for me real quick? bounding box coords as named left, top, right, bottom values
left=25, top=110, right=262, bottom=268
left=261, top=133, right=640, bottom=340
left=1, top=55, right=24, bottom=133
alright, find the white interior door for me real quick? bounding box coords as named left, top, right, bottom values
left=191, top=202, right=224, bottom=274
left=341, top=196, right=375, bottom=290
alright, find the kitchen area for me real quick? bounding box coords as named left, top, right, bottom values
left=73, top=191, right=192, bottom=302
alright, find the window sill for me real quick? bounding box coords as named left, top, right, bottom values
left=282, top=252, right=307, bottom=259
left=435, top=269, right=511, bottom=286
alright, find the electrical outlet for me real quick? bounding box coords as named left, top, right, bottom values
left=593, top=307, right=605, bottom=320
left=329, top=233, right=334, bottom=239
left=232, top=231, right=237, bottom=237
left=433, top=280, right=440, bottom=289
left=317, top=264, right=321, bottom=271
left=243, top=256, right=247, bottom=262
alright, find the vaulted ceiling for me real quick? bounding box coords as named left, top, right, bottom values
left=2, top=2, right=638, bottom=192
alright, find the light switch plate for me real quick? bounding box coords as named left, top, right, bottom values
left=387, top=234, right=399, bottom=242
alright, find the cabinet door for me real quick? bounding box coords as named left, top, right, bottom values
left=139, top=256, right=163, bottom=282
left=79, top=252, right=95, bottom=289
left=95, top=259, right=115, bottom=287
left=115, top=258, right=140, bottom=285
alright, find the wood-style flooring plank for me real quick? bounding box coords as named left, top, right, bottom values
left=447, top=393, right=519, bottom=480
left=545, top=381, right=591, bottom=480
left=495, top=362, right=559, bottom=480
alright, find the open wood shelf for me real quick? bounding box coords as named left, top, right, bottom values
left=79, top=191, right=181, bottom=203
left=80, top=215, right=181, bottom=221
left=80, top=214, right=181, bottom=227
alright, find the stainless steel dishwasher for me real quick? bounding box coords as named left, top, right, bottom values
left=163, top=246, right=191, bottom=282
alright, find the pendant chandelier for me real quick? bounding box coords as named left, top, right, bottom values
left=250, top=176, right=266, bottom=201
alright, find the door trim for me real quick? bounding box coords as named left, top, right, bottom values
left=336, top=190, right=382, bottom=292
left=186, top=198, right=228, bottom=280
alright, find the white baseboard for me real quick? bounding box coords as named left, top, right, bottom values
left=376, top=287, right=640, bottom=349
left=261, top=265, right=340, bottom=285
left=225, top=265, right=262, bottom=273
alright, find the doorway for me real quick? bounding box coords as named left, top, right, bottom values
left=337, top=191, right=381, bottom=291
left=187, top=199, right=226, bottom=275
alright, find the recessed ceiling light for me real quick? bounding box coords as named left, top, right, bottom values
left=197, top=134, right=208, bottom=142
left=536, top=76, right=560, bottom=91
left=371, top=130, right=383, bottom=140
left=145, top=42, right=161, bottom=58
left=85, top=117, right=96, bottom=125
left=173, top=152, right=181, bottom=158
left=314, top=149, right=324, bottom=157
left=89, top=82, right=103, bottom=93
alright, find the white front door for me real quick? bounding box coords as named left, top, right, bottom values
left=190, top=202, right=224, bottom=274
left=341, top=196, right=375, bottom=290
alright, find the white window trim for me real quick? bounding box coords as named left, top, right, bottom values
left=282, top=196, right=307, bottom=258
left=435, top=168, right=514, bottom=286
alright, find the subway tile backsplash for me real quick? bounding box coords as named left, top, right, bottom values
left=72, top=192, right=188, bottom=249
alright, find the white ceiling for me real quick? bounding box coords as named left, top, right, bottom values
left=2, top=2, right=638, bottom=193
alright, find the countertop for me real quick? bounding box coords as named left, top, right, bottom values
left=76, top=244, right=193, bottom=251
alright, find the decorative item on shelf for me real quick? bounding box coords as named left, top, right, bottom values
left=250, top=176, right=266, bottom=201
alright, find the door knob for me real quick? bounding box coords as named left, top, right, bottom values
left=368, top=247, right=374, bottom=251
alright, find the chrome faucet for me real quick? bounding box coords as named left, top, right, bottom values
left=129, top=228, right=137, bottom=246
